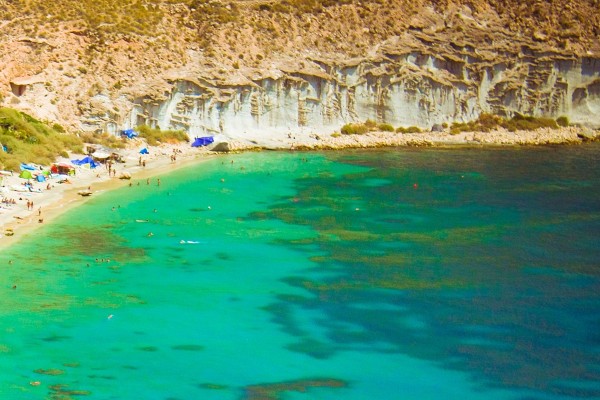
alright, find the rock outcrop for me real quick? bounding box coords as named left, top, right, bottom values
left=127, top=50, right=600, bottom=144
left=1, top=0, right=599, bottom=140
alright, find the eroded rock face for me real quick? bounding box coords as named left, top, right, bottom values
left=127, top=49, right=600, bottom=142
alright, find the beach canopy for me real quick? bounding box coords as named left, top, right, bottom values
left=191, top=136, right=214, bottom=147
left=51, top=163, right=75, bottom=175
left=121, top=129, right=138, bottom=139
left=139, top=148, right=149, bottom=155
left=19, top=170, right=33, bottom=179
left=92, top=151, right=110, bottom=159
left=36, top=174, right=46, bottom=182
left=72, top=156, right=99, bottom=169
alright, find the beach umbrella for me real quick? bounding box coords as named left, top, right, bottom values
left=139, top=148, right=149, bottom=155
left=36, top=174, right=46, bottom=182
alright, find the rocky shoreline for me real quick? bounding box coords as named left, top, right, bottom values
left=227, top=126, right=600, bottom=151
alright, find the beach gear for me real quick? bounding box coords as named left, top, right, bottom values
left=121, top=129, right=138, bottom=139
left=139, top=148, right=149, bottom=154
left=191, top=136, right=214, bottom=147
left=20, top=163, right=36, bottom=171
left=50, top=163, right=75, bottom=175
left=19, top=170, right=33, bottom=179
left=71, top=156, right=99, bottom=169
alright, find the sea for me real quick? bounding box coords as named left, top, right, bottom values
left=1, top=145, right=599, bottom=400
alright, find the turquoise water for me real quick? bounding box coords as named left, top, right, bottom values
left=1, top=145, right=599, bottom=399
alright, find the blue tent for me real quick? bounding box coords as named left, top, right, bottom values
left=72, top=156, right=99, bottom=169
left=36, top=174, right=46, bottom=182
left=121, top=129, right=138, bottom=139
left=191, top=136, right=214, bottom=147
left=139, top=148, right=149, bottom=155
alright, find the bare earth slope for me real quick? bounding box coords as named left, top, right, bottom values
left=1, top=0, right=599, bottom=139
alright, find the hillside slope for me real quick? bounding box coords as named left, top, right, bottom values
left=1, top=0, right=599, bottom=140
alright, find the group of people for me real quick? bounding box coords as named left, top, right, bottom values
left=170, top=148, right=182, bottom=163
left=107, top=162, right=118, bottom=178
left=1, top=197, right=17, bottom=206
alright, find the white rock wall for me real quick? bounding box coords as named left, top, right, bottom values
left=125, top=54, right=600, bottom=141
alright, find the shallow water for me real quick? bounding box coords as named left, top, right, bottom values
left=1, top=145, right=599, bottom=399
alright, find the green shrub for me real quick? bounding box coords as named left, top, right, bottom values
left=556, top=116, right=570, bottom=127
left=79, top=132, right=126, bottom=149
left=341, top=123, right=368, bottom=135
left=501, top=115, right=558, bottom=132
left=478, top=113, right=502, bottom=131
left=364, top=119, right=377, bottom=129
left=397, top=126, right=422, bottom=134
left=52, top=123, right=66, bottom=133
left=447, top=113, right=563, bottom=134
left=136, top=125, right=189, bottom=145
left=0, top=107, right=84, bottom=170
left=378, top=123, right=394, bottom=132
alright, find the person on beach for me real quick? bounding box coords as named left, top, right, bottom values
left=146, top=178, right=150, bottom=185
left=157, top=178, right=160, bottom=186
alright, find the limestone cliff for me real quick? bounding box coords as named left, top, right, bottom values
left=1, top=0, right=599, bottom=140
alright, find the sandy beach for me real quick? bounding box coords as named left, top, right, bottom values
left=0, top=125, right=598, bottom=249
left=0, top=140, right=218, bottom=250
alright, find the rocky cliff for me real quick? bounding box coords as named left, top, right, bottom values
left=1, top=0, right=599, bottom=141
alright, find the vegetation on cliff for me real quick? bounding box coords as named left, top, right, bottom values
left=449, top=113, right=569, bottom=134
left=340, top=114, right=571, bottom=136
left=2, top=0, right=598, bottom=55
left=0, top=108, right=83, bottom=171
left=136, top=125, right=189, bottom=146
left=0, top=108, right=190, bottom=171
